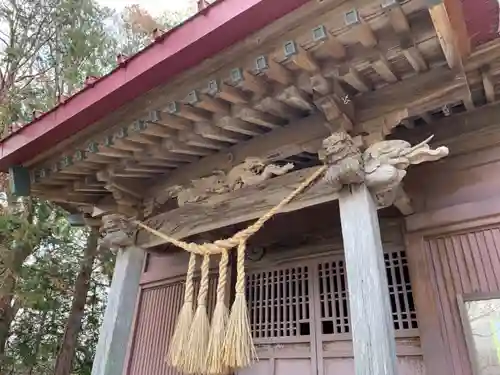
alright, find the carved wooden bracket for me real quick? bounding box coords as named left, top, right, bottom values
left=98, top=214, right=137, bottom=252
left=320, top=132, right=449, bottom=212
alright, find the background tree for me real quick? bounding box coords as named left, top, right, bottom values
left=0, top=1, right=195, bottom=374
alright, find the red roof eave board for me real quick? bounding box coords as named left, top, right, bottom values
left=0, top=0, right=311, bottom=171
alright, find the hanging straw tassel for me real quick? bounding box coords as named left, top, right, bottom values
left=167, top=253, right=197, bottom=370
left=223, top=241, right=256, bottom=369
left=184, top=254, right=211, bottom=374
left=205, top=250, right=230, bottom=374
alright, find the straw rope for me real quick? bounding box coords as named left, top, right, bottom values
left=184, top=255, right=211, bottom=374
left=141, top=164, right=328, bottom=374
left=135, top=165, right=328, bottom=255
left=215, top=250, right=229, bottom=302
left=205, top=250, right=229, bottom=374
left=222, top=240, right=256, bottom=368
left=166, top=252, right=197, bottom=369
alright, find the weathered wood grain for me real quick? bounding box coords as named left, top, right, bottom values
left=338, top=184, right=398, bottom=375
left=137, top=166, right=338, bottom=248
left=147, top=113, right=330, bottom=199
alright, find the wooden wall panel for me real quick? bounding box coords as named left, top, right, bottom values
left=405, top=145, right=500, bottom=213
left=407, top=225, right=500, bottom=375
left=125, top=276, right=218, bottom=375
left=127, top=282, right=185, bottom=375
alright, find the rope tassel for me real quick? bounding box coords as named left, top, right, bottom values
left=135, top=165, right=329, bottom=372
left=223, top=241, right=256, bottom=369
left=184, top=254, right=211, bottom=374
left=167, top=253, right=197, bottom=370
left=205, top=250, right=230, bottom=375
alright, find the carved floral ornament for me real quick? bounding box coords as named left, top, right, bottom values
left=319, top=132, right=449, bottom=207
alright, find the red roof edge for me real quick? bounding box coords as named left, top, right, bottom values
left=0, top=0, right=311, bottom=171
left=462, top=0, right=499, bottom=48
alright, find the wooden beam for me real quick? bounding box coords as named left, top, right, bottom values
left=137, top=166, right=338, bottom=248
left=356, top=66, right=466, bottom=125
left=194, top=121, right=247, bottom=143
left=148, top=110, right=192, bottom=130
left=464, top=39, right=500, bottom=72
left=337, top=65, right=371, bottom=93
left=398, top=101, right=500, bottom=144
left=338, top=184, right=398, bottom=375
left=231, top=68, right=269, bottom=95
left=91, top=247, right=145, bottom=375
left=276, top=86, right=314, bottom=112
left=428, top=0, right=463, bottom=70
left=482, top=67, right=496, bottom=103
left=283, top=40, right=320, bottom=72
left=147, top=69, right=466, bottom=200
left=214, top=114, right=265, bottom=136
left=400, top=36, right=428, bottom=73
left=371, top=55, right=398, bottom=83
left=254, top=55, right=294, bottom=86
left=165, top=101, right=213, bottom=122
left=344, top=9, right=377, bottom=48
left=382, top=0, right=410, bottom=34
left=232, top=104, right=287, bottom=128
left=207, top=79, right=250, bottom=104
left=147, top=113, right=330, bottom=199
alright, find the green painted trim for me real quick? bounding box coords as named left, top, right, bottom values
left=9, top=166, right=31, bottom=196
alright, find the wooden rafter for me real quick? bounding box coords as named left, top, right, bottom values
left=27, top=0, right=467, bottom=214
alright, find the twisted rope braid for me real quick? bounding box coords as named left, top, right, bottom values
left=184, top=252, right=197, bottom=303
left=135, top=165, right=327, bottom=254
left=216, top=250, right=229, bottom=302
left=198, top=255, right=210, bottom=306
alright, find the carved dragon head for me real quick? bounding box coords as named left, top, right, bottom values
left=363, top=135, right=449, bottom=170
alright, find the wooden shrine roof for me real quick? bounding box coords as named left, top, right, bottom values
left=2, top=0, right=500, bottom=219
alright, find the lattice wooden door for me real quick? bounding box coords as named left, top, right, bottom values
left=313, top=249, right=426, bottom=375
left=241, top=247, right=426, bottom=375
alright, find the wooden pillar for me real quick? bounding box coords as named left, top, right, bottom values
left=91, top=246, right=145, bottom=375
left=338, top=184, right=398, bottom=375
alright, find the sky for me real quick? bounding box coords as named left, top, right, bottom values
left=96, top=0, right=193, bottom=15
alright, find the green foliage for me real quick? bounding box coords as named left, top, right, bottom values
left=0, top=0, right=118, bottom=131
left=0, top=199, right=114, bottom=375
left=0, top=0, right=195, bottom=374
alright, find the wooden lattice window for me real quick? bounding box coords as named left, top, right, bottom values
left=318, top=259, right=349, bottom=335
left=384, top=250, right=418, bottom=330
left=247, top=265, right=311, bottom=339
left=318, top=250, right=418, bottom=334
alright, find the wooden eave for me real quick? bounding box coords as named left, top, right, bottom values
left=16, top=0, right=500, bottom=218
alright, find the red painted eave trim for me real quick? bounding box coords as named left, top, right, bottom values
left=0, top=0, right=311, bottom=171
left=462, top=0, right=499, bottom=48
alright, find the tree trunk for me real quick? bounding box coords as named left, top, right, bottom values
left=0, top=271, right=16, bottom=366
left=0, top=244, right=33, bottom=370
left=53, top=227, right=99, bottom=375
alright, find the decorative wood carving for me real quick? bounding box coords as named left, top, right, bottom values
left=166, top=157, right=295, bottom=207
left=98, top=214, right=136, bottom=252
left=320, top=132, right=449, bottom=209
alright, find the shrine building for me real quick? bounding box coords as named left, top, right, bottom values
left=2, top=1, right=500, bottom=375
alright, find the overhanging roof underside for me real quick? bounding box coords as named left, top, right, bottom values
left=5, top=0, right=500, bottom=217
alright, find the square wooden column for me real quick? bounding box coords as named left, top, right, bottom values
left=338, top=184, right=398, bottom=375
left=91, top=246, right=145, bottom=375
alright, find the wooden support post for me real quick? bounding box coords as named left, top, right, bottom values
left=338, top=184, right=398, bottom=375
left=91, top=246, right=145, bottom=375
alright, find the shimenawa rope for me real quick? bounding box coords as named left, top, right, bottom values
left=136, top=164, right=328, bottom=374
